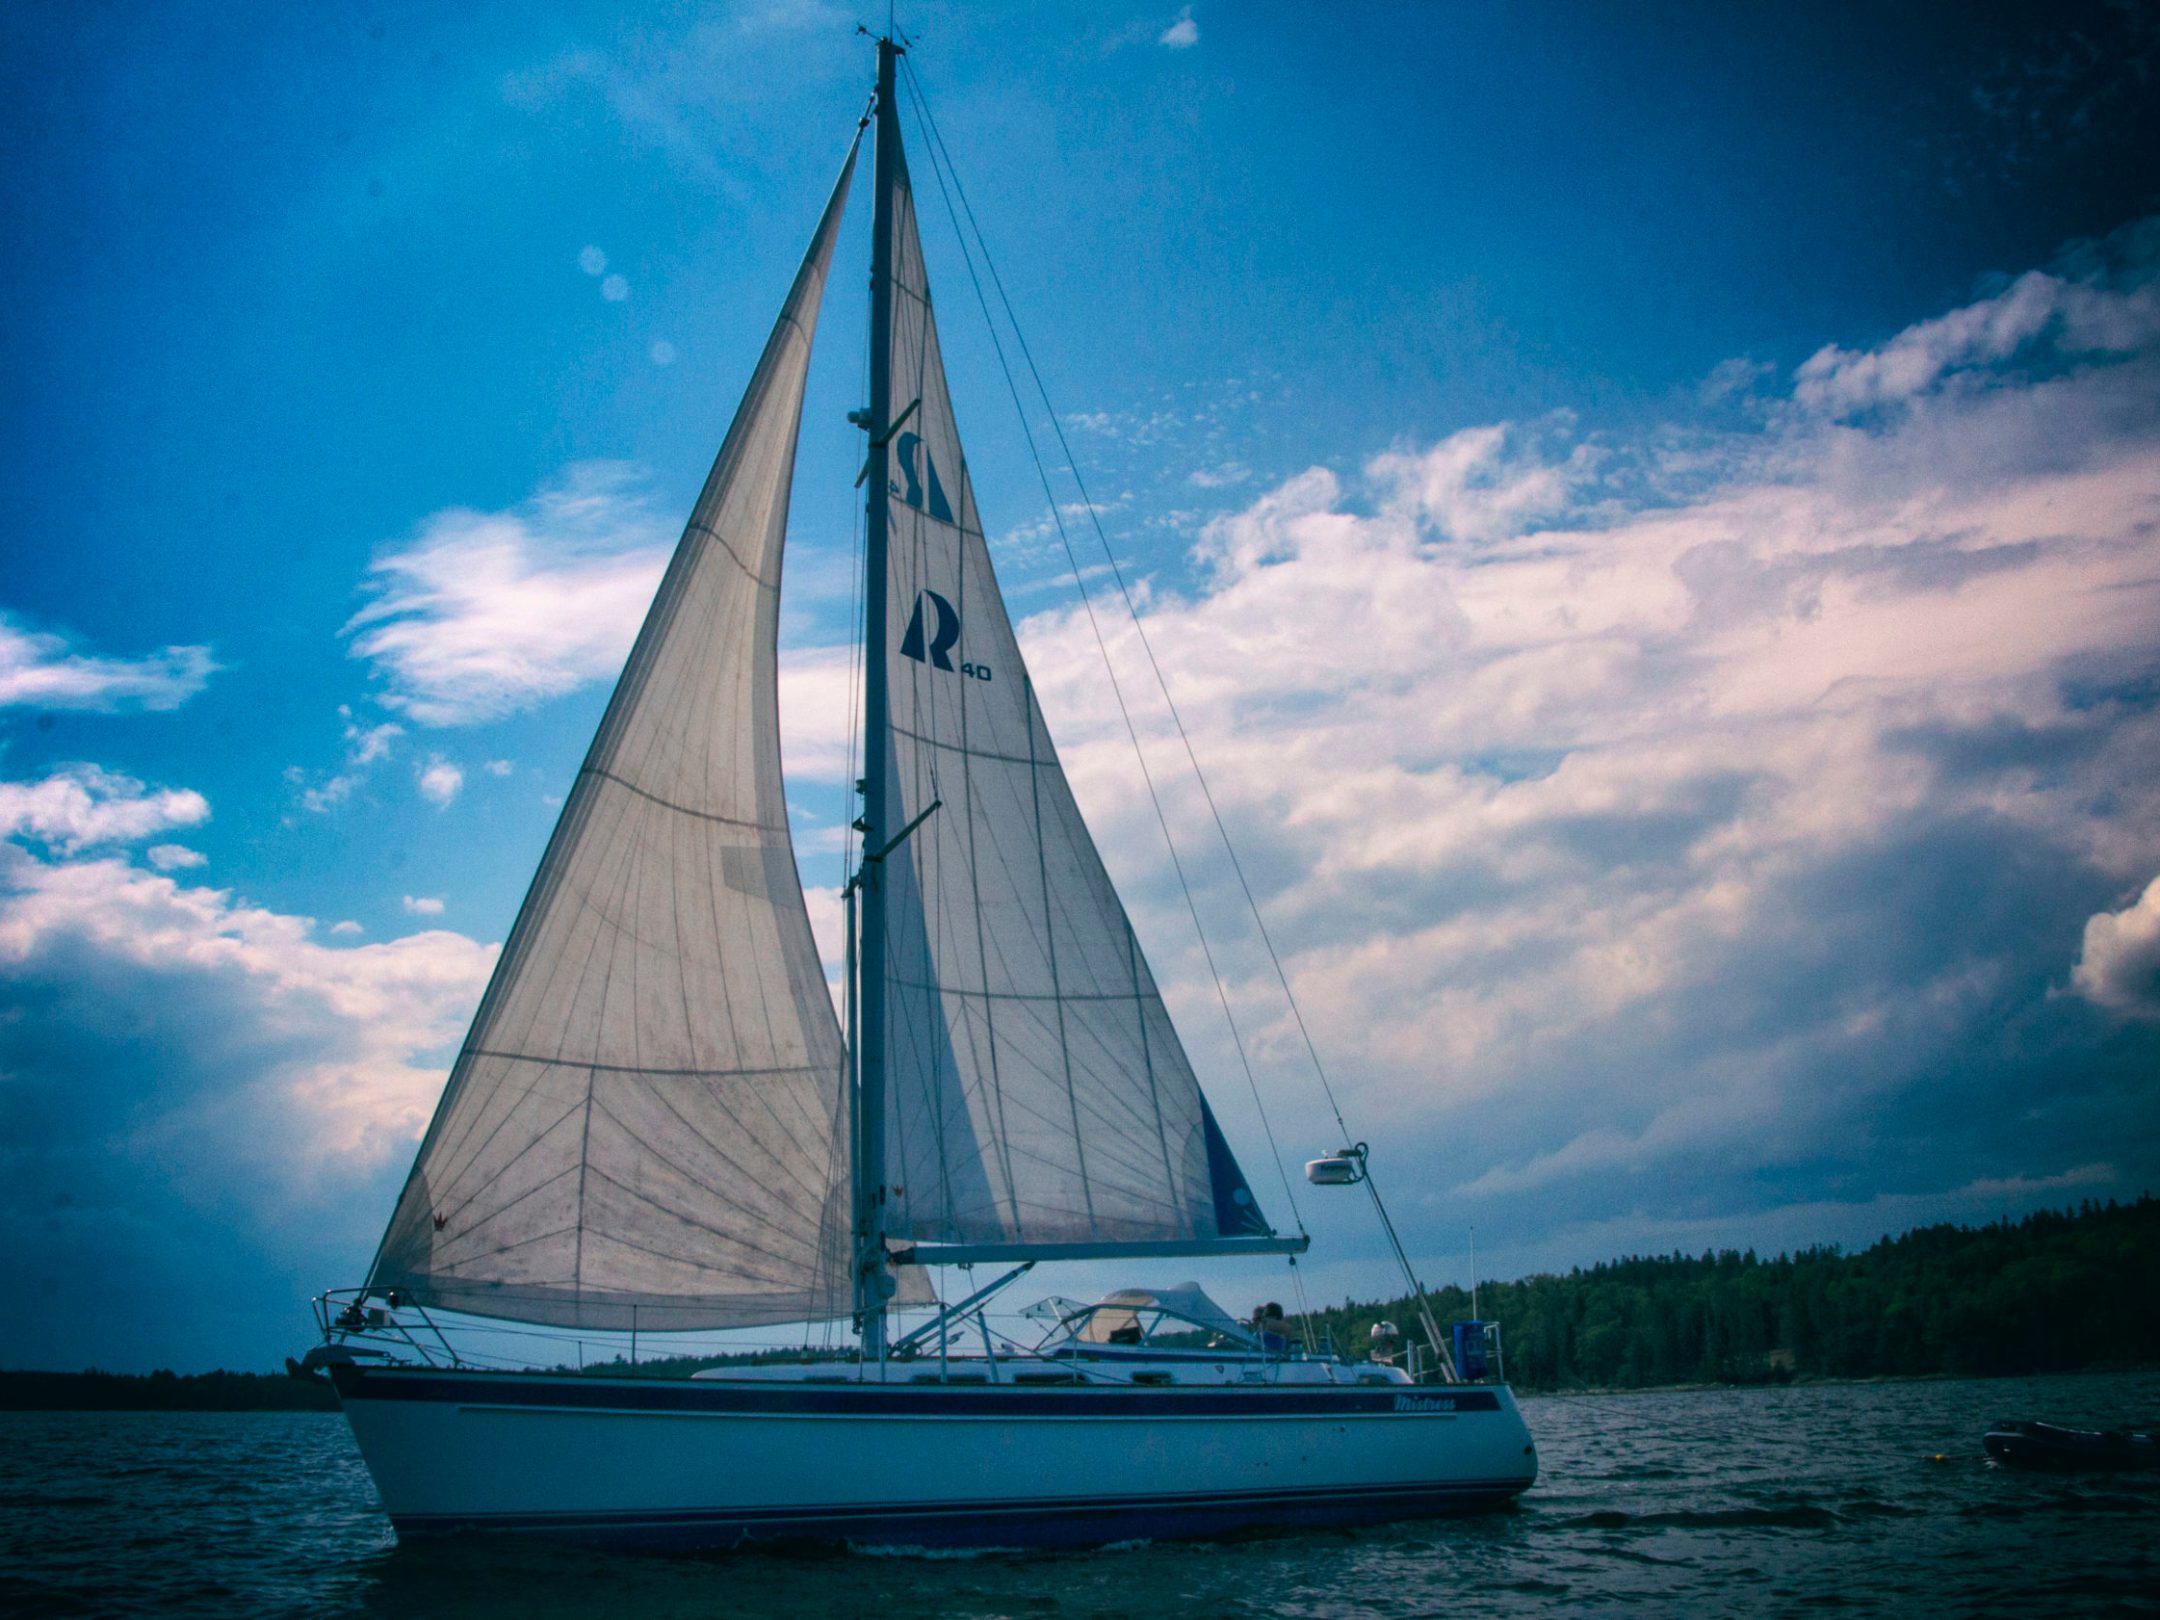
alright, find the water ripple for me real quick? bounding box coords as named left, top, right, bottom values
left=2, top=1372, right=2156, bottom=1617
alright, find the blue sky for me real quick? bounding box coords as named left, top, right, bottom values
left=4, top=1, right=2158, bottom=1371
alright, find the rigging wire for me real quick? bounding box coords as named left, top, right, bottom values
left=898, top=58, right=1305, bottom=1237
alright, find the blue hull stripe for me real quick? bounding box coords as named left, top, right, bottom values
left=391, top=1478, right=1535, bottom=1549
left=332, top=1364, right=1505, bottom=1419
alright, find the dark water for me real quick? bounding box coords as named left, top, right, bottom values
left=4, top=1374, right=2156, bottom=1618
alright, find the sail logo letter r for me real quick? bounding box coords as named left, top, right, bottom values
left=901, top=590, right=961, bottom=671
left=901, top=590, right=990, bottom=680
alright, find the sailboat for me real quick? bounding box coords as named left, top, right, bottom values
left=309, top=37, right=1538, bottom=1550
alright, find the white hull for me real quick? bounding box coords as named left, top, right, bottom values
left=333, top=1364, right=1537, bottom=1550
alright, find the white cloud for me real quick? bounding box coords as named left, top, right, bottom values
left=802, top=881, right=844, bottom=978
left=2073, top=874, right=2160, bottom=1019
left=289, top=710, right=407, bottom=815
left=331, top=920, right=364, bottom=935
left=145, top=844, right=206, bottom=871
left=402, top=895, right=445, bottom=916
left=484, top=759, right=514, bottom=777
left=1159, top=6, right=1198, bottom=48
left=1188, top=461, right=1250, bottom=489
left=777, top=643, right=860, bottom=787
left=1794, top=261, right=2160, bottom=417
left=294, top=771, right=356, bottom=815
left=986, top=225, right=2160, bottom=1224
left=1366, top=420, right=1592, bottom=547
left=601, top=273, right=630, bottom=302
left=578, top=244, right=607, bottom=276
left=417, top=759, right=464, bottom=807
left=0, top=614, right=215, bottom=712
left=347, top=463, right=668, bottom=726
left=0, top=851, right=490, bottom=1166
left=1700, top=355, right=1774, bottom=403
left=0, top=824, right=495, bottom=1368
left=345, top=713, right=403, bottom=766
left=0, top=766, right=210, bottom=855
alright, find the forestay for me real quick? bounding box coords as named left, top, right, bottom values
left=870, top=120, right=1289, bottom=1262
left=369, top=141, right=908, bottom=1331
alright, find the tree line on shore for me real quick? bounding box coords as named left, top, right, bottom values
left=8, top=1197, right=2152, bottom=1407
left=1297, top=1196, right=2159, bottom=1390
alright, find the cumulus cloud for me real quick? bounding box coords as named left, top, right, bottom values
left=776, top=643, right=860, bottom=787
left=346, top=716, right=402, bottom=765
left=1794, top=238, right=2160, bottom=416
left=0, top=766, right=209, bottom=855
left=983, top=221, right=2160, bottom=1249
left=0, top=614, right=216, bottom=712
left=347, top=463, right=668, bottom=725
left=1159, top=7, right=1198, bottom=49
left=417, top=759, right=464, bottom=807
left=1367, top=420, right=1594, bottom=546
left=0, top=824, right=493, bottom=1368
left=289, top=709, right=407, bottom=816
left=0, top=854, right=489, bottom=1166
left=402, top=895, right=445, bottom=916
left=145, top=844, right=206, bottom=871
left=2073, top=875, right=2160, bottom=1020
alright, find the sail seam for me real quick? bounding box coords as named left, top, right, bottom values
left=459, top=1050, right=831, bottom=1080
left=430, top=1096, right=590, bottom=1232
left=592, top=1086, right=828, bottom=1213
left=882, top=980, right=1159, bottom=1005
left=886, top=721, right=1060, bottom=770
left=561, top=1175, right=812, bottom=1287
left=578, top=766, right=791, bottom=831
left=678, top=513, right=781, bottom=591
left=578, top=1154, right=823, bottom=1275
left=434, top=1162, right=585, bottom=1252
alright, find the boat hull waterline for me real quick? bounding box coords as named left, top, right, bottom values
left=332, top=1365, right=1538, bottom=1550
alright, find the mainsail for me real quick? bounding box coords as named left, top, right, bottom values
left=369, top=142, right=884, bottom=1332
left=864, top=104, right=1294, bottom=1264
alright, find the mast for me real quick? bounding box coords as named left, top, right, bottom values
left=854, top=32, right=902, bottom=1364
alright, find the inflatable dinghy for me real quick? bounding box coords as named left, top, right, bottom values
left=1984, top=1419, right=2160, bottom=1472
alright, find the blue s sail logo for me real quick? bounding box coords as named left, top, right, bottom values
left=900, top=590, right=990, bottom=681
left=893, top=431, right=956, bottom=524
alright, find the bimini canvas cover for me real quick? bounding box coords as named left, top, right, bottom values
left=869, top=110, right=1282, bottom=1261
left=1074, top=1282, right=1249, bottom=1343
left=367, top=139, right=926, bottom=1331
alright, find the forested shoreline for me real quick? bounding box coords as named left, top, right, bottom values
left=7, top=1198, right=2152, bottom=1408
left=1299, top=1197, right=2159, bottom=1391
